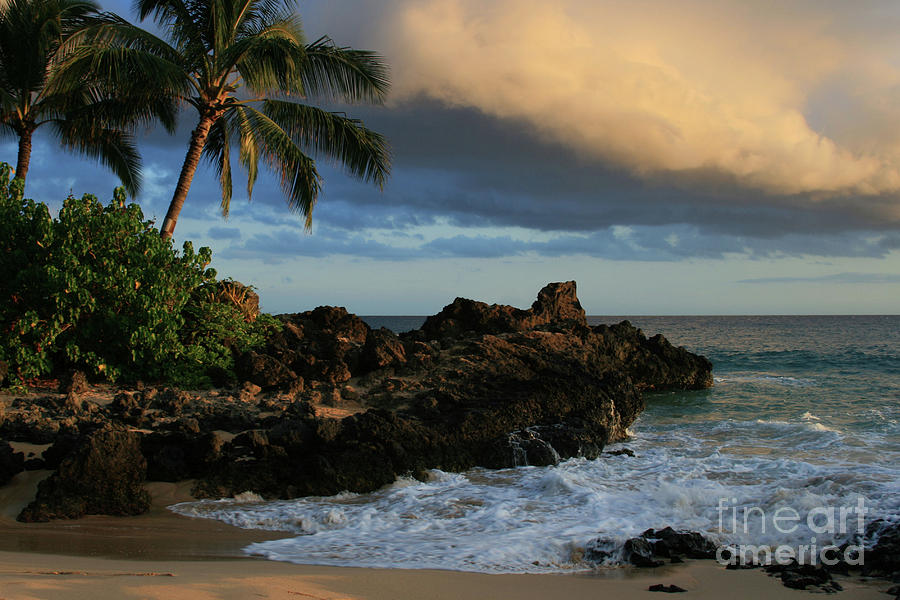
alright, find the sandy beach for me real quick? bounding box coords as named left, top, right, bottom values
left=0, top=472, right=892, bottom=600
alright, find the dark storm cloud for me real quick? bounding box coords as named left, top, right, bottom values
left=297, top=100, right=900, bottom=239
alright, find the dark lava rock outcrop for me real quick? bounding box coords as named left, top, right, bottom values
left=420, top=280, right=588, bottom=339
left=0, top=440, right=23, bottom=486
left=764, top=560, right=842, bottom=593
left=195, top=282, right=711, bottom=498
left=585, top=527, right=717, bottom=568
left=1, top=281, right=713, bottom=519
left=17, top=423, right=150, bottom=521
left=864, top=519, right=900, bottom=579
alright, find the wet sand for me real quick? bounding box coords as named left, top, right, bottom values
left=0, top=473, right=286, bottom=560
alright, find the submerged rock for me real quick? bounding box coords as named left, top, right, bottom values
left=624, top=537, right=665, bottom=567
left=585, top=527, right=718, bottom=568
left=642, top=527, right=718, bottom=559
left=606, top=448, right=635, bottom=457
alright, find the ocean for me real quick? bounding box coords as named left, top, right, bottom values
left=171, top=316, right=900, bottom=572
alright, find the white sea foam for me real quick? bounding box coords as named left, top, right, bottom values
left=744, top=418, right=842, bottom=435
left=232, top=491, right=265, bottom=503
left=808, top=422, right=840, bottom=433
left=170, top=418, right=898, bottom=573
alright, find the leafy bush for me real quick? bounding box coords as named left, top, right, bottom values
left=175, top=281, right=279, bottom=386
left=0, top=163, right=274, bottom=386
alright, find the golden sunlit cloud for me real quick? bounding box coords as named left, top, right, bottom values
left=358, top=0, right=900, bottom=201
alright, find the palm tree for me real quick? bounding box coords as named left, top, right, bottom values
left=90, top=0, right=391, bottom=239
left=0, top=0, right=152, bottom=194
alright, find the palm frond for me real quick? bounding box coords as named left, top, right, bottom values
left=227, top=20, right=306, bottom=96
left=203, top=116, right=234, bottom=216
left=240, top=104, right=321, bottom=226
left=235, top=0, right=294, bottom=37
left=262, top=99, right=390, bottom=187
left=301, top=36, right=389, bottom=104
left=0, top=123, right=18, bottom=140
left=135, top=0, right=203, bottom=51
left=68, top=12, right=186, bottom=65
left=51, top=117, right=142, bottom=196
left=232, top=105, right=259, bottom=200
left=0, top=0, right=392, bottom=235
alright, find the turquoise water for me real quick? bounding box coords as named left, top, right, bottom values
left=173, top=316, right=900, bottom=572
left=625, top=315, right=899, bottom=432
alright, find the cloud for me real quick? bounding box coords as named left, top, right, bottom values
left=292, top=0, right=900, bottom=244
left=739, top=272, right=900, bottom=284
left=218, top=222, right=899, bottom=263
left=388, top=1, right=900, bottom=198
left=207, top=226, right=242, bottom=240
left=880, top=234, right=900, bottom=249
left=307, top=101, right=900, bottom=240
left=218, top=227, right=418, bottom=263
left=306, top=0, right=900, bottom=211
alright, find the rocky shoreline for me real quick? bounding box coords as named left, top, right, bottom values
left=0, top=282, right=898, bottom=594
left=0, top=281, right=712, bottom=520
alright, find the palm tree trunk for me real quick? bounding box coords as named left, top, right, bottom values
left=160, top=116, right=216, bottom=239
left=15, top=127, right=34, bottom=183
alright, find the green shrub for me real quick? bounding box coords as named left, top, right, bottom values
left=0, top=163, right=273, bottom=386
left=0, top=168, right=55, bottom=380
left=178, top=287, right=279, bottom=386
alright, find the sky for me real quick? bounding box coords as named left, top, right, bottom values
left=5, top=0, right=900, bottom=315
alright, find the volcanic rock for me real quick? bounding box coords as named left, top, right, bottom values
left=236, top=352, right=296, bottom=390
left=193, top=283, right=711, bottom=498
left=17, top=424, right=150, bottom=521
left=0, top=441, right=24, bottom=485
left=642, top=527, right=718, bottom=559
left=623, top=537, right=664, bottom=567
left=361, top=328, right=407, bottom=372
left=420, top=281, right=586, bottom=339
left=765, top=560, right=838, bottom=592
left=865, top=520, right=900, bottom=578
left=58, top=369, right=88, bottom=395
left=142, top=430, right=222, bottom=481
left=585, top=527, right=718, bottom=568
left=648, top=584, right=687, bottom=593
